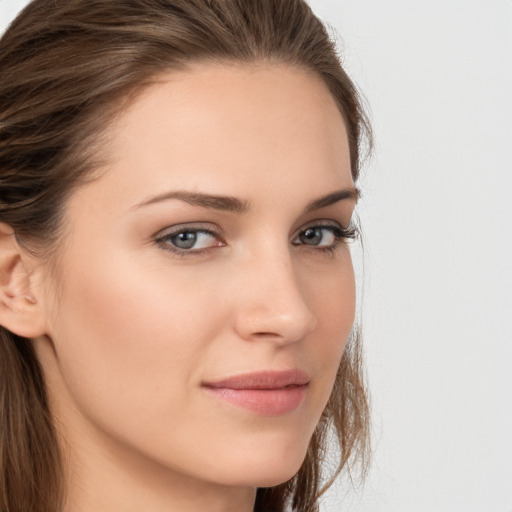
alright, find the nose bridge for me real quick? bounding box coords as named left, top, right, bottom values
left=233, top=240, right=317, bottom=343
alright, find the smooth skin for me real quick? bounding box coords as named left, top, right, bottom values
left=0, top=62, right=357, bottom=512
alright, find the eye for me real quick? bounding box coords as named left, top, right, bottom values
left=292, top=223, right=356, bottom=250
left=296, top=227, right=335, bottom=246
left=156, top=225, right=224, bottom=254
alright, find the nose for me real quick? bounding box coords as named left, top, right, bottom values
left=233, top=248, right=318, bottom=345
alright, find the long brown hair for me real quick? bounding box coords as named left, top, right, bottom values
left=0, top=1, right=371, bottom=510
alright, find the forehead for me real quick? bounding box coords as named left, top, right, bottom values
left=77, top=62, right=353, bottom=213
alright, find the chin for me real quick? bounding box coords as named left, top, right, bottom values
left=213, top=441, right=309, bottom=489
left=250, top=466, right=302, bottom=489
left=218, top=466, right=302, bottom=489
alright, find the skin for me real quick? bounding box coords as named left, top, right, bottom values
left=26, top=62, right=357, bottom=512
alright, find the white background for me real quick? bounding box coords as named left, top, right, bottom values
left=1, top=1, right=511, bottom=511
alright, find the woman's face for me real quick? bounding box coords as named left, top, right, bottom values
left=35, top=63, right=357, bottom=496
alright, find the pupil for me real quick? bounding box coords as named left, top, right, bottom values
left=301, top=228, right=322, bottom=245
left=173, top=231, right=197, bottom=249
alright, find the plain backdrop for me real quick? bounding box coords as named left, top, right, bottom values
left=1, top=1, right=511, bottom=511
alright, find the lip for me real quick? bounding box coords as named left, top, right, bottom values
left=202, top=369, right=310, bottom=416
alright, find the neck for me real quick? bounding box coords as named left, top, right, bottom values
left=61, top=432, right=256, bottom=512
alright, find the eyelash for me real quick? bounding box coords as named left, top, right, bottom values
left=155, top=225, right=225, bottom=257
left=155, top=222, right=357, bottom=257
left=293, top=224, right=358, bottom=255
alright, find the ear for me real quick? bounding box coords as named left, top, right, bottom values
left=0, top=223, right=48, bottom=338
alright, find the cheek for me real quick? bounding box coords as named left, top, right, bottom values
left=298, top=249, right=356, bottom=418
left=46, top=247, right=225, bottom=435
left=306, top=250, right=356, bottom=357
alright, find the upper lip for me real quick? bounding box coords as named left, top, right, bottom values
left=202, top=369, right=310, bottom=390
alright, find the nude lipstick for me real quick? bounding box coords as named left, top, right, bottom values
left=202, top=369, right=309, bottom=416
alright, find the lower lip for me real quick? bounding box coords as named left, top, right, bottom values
left=203, top=385, right=308, bottom=416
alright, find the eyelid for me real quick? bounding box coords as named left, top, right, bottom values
left=291, top=219, right=358, bottom=249
left=292, top=219, right=348, bottom=237
left=154, top=222, right=225, bottom=255
left=154, top=222, right=224, bottom=239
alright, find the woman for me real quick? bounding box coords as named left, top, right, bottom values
left=0, top=1, right=371, bottom=511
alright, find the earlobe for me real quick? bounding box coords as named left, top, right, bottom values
left=0, top=223, right=47, bottom=338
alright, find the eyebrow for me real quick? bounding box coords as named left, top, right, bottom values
left=304, top=187, right=360, bottom=213
left=132, top=186, right=360, bottom=213
left=133, top=190, right=250, bottom=213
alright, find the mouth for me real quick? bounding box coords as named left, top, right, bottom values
left=201, top=369, right=310, bottom=416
